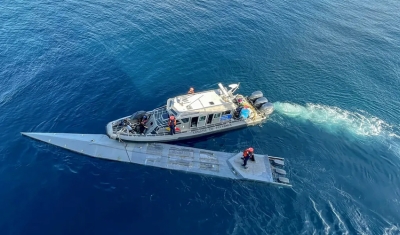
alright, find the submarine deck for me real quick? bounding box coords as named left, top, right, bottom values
left=21, top=132, right=291, bottom=187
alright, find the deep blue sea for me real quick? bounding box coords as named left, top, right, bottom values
left=1, top=0, right=400, bottom=234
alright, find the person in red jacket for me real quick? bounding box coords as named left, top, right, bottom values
left=241, top=147, right=254, bottom=168
left=168, top=116, right=177, bottom=135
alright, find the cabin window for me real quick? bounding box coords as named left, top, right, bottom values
left=162, top=113, right=169, bottom=120
left=213, top=113, right=221, bottom=119
left=220, top=110, right=232, bottom=122
left=180, top=118, right=189, bottom=123
left=191, top=117, right=199, bottom=127
left=170, top=109, right=178, bottom=116
left=199, top=116, right=206, bottom=121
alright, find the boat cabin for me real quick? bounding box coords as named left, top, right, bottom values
left=107, top=82, right=273, bottom=140
left=146, top=89, right=237, bottom=135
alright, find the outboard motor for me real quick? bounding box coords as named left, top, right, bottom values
left=259, top=102, right=274, bottom=115
left=248, top=91, right=263, bottom=102
left=254, top=97, right=268, bottom=108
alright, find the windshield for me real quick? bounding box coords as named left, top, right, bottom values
left=170, top=109, right=178, bottom=116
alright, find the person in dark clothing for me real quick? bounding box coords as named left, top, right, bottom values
left=250, top=152, right=255, bottom=161
left=119, top=118, right=129, bottom=126
left=241, top=147, right=254, bottom=169
left=142, top=115, right=148, bottom=124
left=139, top=122, right=147, bottom=134
left=168, top=116, right=176, bottom=135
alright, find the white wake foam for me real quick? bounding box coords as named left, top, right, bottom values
left=273, top=102, right=396, bottom=137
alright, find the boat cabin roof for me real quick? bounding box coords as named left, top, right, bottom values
left=166, top=89, right=236, bottom=119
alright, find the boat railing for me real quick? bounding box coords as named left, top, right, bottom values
left=116, top=117, right=249, bottom=137
left=150, top=106, right=167, bottom=112
left=115, top=100, right=267, bottom=138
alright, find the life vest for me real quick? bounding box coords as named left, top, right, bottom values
left=168, top=119, right=176, bottom=126
left=242, top=148, right=254, bottom=157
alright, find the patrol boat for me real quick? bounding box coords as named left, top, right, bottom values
left=21, top=132, right=291, bottom=187
left=106, top=83, right=274, bottom=142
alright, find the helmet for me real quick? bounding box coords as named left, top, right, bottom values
left=143, top=115, right=147, bottom=119
left=248, top=147, right=254, bottom=152
left=169, top=116, right=175, bottom=120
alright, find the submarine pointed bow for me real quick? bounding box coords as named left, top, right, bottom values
left=21, top=132, right=110, bottom=142
left=21, top=132, right=132, bottom=163
left=21, top=132, right=58, bottom=140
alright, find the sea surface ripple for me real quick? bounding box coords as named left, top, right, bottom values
left=1, top=0, right=400, bottom=234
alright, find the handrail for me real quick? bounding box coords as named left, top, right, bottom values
left=115, top=117, right=247, bottom=137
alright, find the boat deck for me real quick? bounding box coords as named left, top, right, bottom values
left=21, top=132, right=291, bottom=187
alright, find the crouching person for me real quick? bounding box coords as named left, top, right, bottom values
left=241, top=147, right=254, bottom=169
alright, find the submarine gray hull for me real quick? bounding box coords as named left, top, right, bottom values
left=21, top=132, right=291, bottom=187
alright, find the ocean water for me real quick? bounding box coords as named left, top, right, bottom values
left=1, top=0, right=400, bottom=234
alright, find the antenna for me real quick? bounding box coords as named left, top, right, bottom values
left=227, top=83, right=240, bottom=94
left=218, top=83, right=229, bottom=97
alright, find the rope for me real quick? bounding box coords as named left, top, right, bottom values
left=248, top=126, right=265, bottom=155
left=118, top=137, right=132, bottom=162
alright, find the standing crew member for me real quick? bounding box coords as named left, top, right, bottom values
left=241, top=147, right=254, bottom=168
left=188, top=87, right=194, bottom=94
left=168, top=116, right=177, bottom=135
left=139, top=120, right=147, bottom=134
